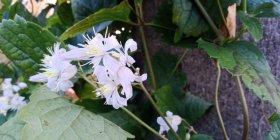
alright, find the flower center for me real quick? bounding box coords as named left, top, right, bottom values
left=87, top=46, right=103, bottom=56
left=98, top=84, right=114, bottom=96
left=44, top=69, right=57, bottom=78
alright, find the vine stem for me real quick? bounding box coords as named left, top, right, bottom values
left=121, top=107, right=168, bottom=140
left=135, top=2, right=157, bottom=90
left=193, top=0, right=225, bottom=42
left=168, top=48, right=189, bottom=81
left=215, top=61, right=230, bottom=140
left=216, top=0, right=227, bottom=25
left=242, top=0, right=247, bottom=13
left=139, top=83, right=182, bottom=140
left=235, top=76, right=249, bottom=140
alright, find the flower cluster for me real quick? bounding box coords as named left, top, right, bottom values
left=29, top=32, right=146, bottom=109
left=29, top=43, right=77, bottom=92
left=157, top=111, right=182, bottom=135
left=0, top=78, right=28, bottom=115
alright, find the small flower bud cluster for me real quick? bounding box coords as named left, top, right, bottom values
left=29, top=31, right=147, bottom=109
left=0, top=78, right=28, bottom=115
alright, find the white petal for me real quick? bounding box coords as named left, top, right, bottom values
left=29, top=73, right=48, bottom=82
left=157, top=117, right=166, bottom=125
left=105, top=35, right=121, bottom=50
left=61, top=48, right=90, bottom=61
left=172, top=115, right=182, bottom=125
left=166, top=111, right=173, bottom=117
left=12, top=85, right=20, bottom=92
left=18, top=82, right=27, bottom=89
left=47, top=78, right=59, bottom=92
left=103, top=55, right=121, bottom=74
left=59, top=80, right=73, bottom=91
left=121, top=84, right=133, bottom=99
left=118, top=66, right=136, bottom=86
left=135, top=73, right=147, bottom=82
left=172, top=125, right=179, bottom=132
left=61, top=65, right=77, bottom=80
left=124, top=39, right=137, bottom=52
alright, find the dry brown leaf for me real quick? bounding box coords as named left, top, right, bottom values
left=226, top=3, right=236, bottom=38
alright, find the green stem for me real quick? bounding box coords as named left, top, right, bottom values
left=235, top=76, right=249, bottom=140
left=215, top=61, right=230, bottom=140
left=182, top=119, right=197, bottom=134
left=135, top=2, right=157, bottom=90
left=193, top=0, right=225, bottom=42
left=216, top=0, right=227, bottom=25
left=121, top=107, right=168, bottom=140
left=144, top=23, right=175, bottom=31
left=140, top=83, right=182, bottom=140
left=168, top=48, right=189, bottom=81
left=242, top=0, right=247, bottom=13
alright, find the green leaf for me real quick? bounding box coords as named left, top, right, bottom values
left=266, top=119, right=280, bottom=140
left=248, top=0, right=280, bottom=17
left=198, top=39, right=280, bottom=114
left=57, top=2, right=74, bottom=26
left=8, top=1, right=38, bottom=23
left=172, top=0, right=208, bottom=42
left=172, top=0, right=236, bottom=42
left=190, top=134, right=214, bottom=140
left=71, top=0, right=117, bottom=21
left=0, top=116, right=25, bottom=140
left=238, top=11, right=263, bottom=41
left=60, top=0, right=131, bottom=41
left=155, top=85, right=212, bottom=124
left=0, top=86, right=134, bottom=140
left=152, top=2, right=197, bottom=48
left=269, top=113, right=280, bottom=124
left=0, top=16, right=60, bottom=81
left=0, top=62, right=14, bottom=78
left=0, top=0, right=11, bottom=19
left=151, top=52, right=187, bottom=96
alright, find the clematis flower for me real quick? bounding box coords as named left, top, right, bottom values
left=1, top=78, right=17, bottom=97
left=62, top=33, right=121, bottom=70
left=29, top=43, right=77, bottom=92
left=10, top=94, right=27, bottom=111
left=157, top=111, right=182, bottom=135
left=0, top=96, right=10, bottom=115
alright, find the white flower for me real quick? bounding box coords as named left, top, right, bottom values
left=62, top=33, right=121, bottom=69
left=10, top=94, right=27, bottom=111
left=29, top=43, right=77, bottom=92
left=1, top=78, right=15, bottom=97
left=18, top=82, right=27, bottom=89
left=0, top=96, right=10, bottom=115
left=95, top=66, right=128, bottom=109
left=157, top=111, right=182, bottom=135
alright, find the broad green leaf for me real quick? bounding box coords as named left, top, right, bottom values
left=172, top=0, right=208, bottom=42
left=238, top=11, right=263, bottom=41
left=248, top=0, right=280, bottom=17
left=57, top=2, right=74, bottom=26
left=266, top=119, right=280, bottom=140
left=0, top=86, right=134, bottom=140
left=152, top=2, right=197, bottom=48
left=60, top=0, right=131, bottom=41
left=71, top=0, right=117, bottom=36
left=0, top=16, right=60, bottom=81
left=0, top=0, right=11, bottom=19
left=269, top=113, right=280, bottom=124
left=172, top=0, right=236, bottom=42
left=190, top=134, right=214, bottom=140
left=8, top=1, right=37, bottom=22
left=0, top=62, right=14, bottom=78
left=150, top=52, right=187, bottom=96
left=0, top=116, right=24, bottom=140
left=71, top=0, right=117, bottom=21
left=155, top=85, right=212, bottom=124
left=198, top=39, right=280, bottom=114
